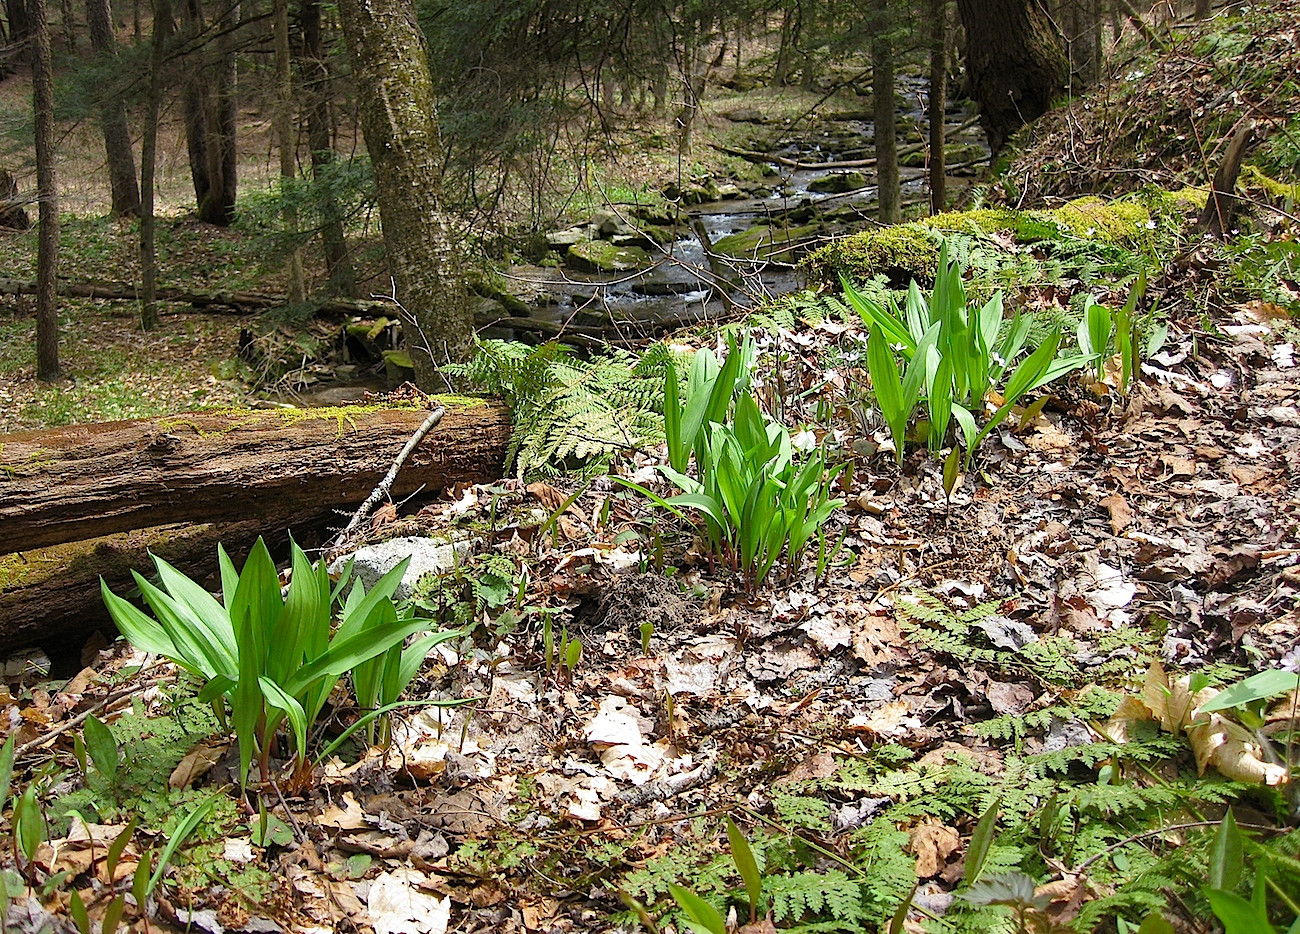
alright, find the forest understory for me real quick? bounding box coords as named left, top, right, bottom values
left=2, top=2, right=1300, bottom=933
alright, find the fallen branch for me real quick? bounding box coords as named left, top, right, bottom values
left=331, top=405, right=446, bottom=549
left=1196, top=121, right=1255, bottom=238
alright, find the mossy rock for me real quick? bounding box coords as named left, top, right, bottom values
left=565, top=240, right=652, bottom=273
left=808, top=171, right=868, bottom=194
left=382, top=349, right=415, bottom=388
left=1050, top=196, right=1151, bottom=245
left=713, top=223, right=821, bottom=261
left=800, top=225, right=939, bottom=287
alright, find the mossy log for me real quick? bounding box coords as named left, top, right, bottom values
left=0, top=521, right=276, bottom=655
left=0, top=401, right=511, bottom=555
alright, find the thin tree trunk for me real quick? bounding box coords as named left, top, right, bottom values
left=197, top=0, right=237, bottom=225
left=873, top=0, right=900, bottom=224
left=180, top=0, right=211, bottom=210
left=928, top=0, right=948, bottom=214
left=273, top=0, right=305, bottom=303
left=31, top=0, right=59, bottom=380
left=300, top=0, right=354, bottom=296
left=85, top=0, right=141, bottom=217
left=139, top=0, right=168, bottom=329
left=337, top=0, right=472, bottom=384
left=56, top=0, right=74, bottom=48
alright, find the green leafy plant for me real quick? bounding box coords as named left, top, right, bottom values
left=663, top=332, right=753, bottom=474
left=623, top=388, right=844, bottom=591
left=101, top=538, right=446, bottom=787
left=1076, top=273, right=1162, bottom=393
left=845, top=239, right=1091, bottom=466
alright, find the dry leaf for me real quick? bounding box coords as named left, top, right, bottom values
left=1098, top=493, right=1133, bottom=535
left=169, top=741, right=228, bottom=789
left=910, top=821, right=960, bottom=878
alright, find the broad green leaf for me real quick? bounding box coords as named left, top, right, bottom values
left=151, top=553, right=238, bottom=669
left=83, top=714, right=119, bottom=782
left=0, top=734, right=15, bottom=816
left=260, top=677, right=311, bottom=767
left=889, top=884, right=918, bottom=934
left=1136, top=912, right=1175, bottom=934
left=14, top=783, right=43, bottom=861
left=667, top=884, right=727, bottom=934
left=106, top=816, right=137, bottom=882
left=282, top=617, right=429, bottom=696
left=69, top=889, right=91, bottom=934
left=963, top=795, right=1001, bottom=887
left=101, top=579, right=179, bottom=661
left=726, top=817, right=763, bottom=920
left=1200, top=670, right=1299, bottom=713
left=101, top=895, right=126, bottom=934
left=1204, top=888, right=1276, bottom=934
left=1208, top=808, right=1244, bottom=891
left=868, top=324, right=908, bottom=464
left=134, top=574, right=229, bottom=679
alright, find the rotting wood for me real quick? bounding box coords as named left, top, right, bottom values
left=0, top=519, right=297, bottom=654
left=0, top=277, right=391, bottom=315
left=0, top=401, right=511, bottom=554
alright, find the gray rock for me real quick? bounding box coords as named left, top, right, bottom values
left=329, top=536, right=474, bottom=600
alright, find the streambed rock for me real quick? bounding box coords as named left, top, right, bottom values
left=566, top=240, right=652, bottom=273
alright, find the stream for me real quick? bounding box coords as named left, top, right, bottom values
left=488, top=76, right=987, bottom=343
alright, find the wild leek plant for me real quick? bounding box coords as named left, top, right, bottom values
left=101, top=538, right=454, bottom=787
left=664, top=331, right=754, bottom=473
left=1077, top=272, right=1163, bottom=394
left=845, top=239, right=1092, bottom=465
left=625, top=389, right=844, bottom=591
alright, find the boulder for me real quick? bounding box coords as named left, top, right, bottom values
left=807, top=171, right=868, bottom=194
left=329, top=536, right=476, bottom=600
left=566, top=240, right=652, bottom=273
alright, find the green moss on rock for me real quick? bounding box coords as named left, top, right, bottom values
left=1051, top=196, right=1151, bottom=244
left=566, top=240, right=652, bottom=273
left=800, top=225, right=939, bottom=287
left=713, top=223, right=821, bottom=261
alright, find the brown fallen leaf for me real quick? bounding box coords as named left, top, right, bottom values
left=910, top=820, right=960, bottom=878
left=169, top=741, right=229, bottom=789
left=1098, top=493, right=1133, bottom=535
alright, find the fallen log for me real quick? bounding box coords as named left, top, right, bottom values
left=0, top=520, right=298, bottom=657
left=0, top=401, right=511, bottom=554
left=0, top=276, right=391, bottom=316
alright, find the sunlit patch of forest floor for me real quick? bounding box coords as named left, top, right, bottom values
left=4, top=7, right=1300, bottom=933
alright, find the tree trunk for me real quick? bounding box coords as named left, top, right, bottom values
left=873, top=0, right=900, bottom=224
left=955, top=0, right=1069, bottom=152
left=180, top=0, right=211, bottom=210
left=274, top=0, right=305, bottom=303
left=337, top=0, right=472, bottom=385
left=928, top=0, right=948, bottom=214
left=0, top=402, right=511, bottom=554
left=196, top=0, right=238, bottom=225
left=139, top=0, right=168, bottom=329
left=300, top=0, right=355, bottom=297
left=85, top=0, right=141, bottom=218
left=31, top=0, right=59, bottom=381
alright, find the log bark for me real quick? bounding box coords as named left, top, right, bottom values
left=0, top=402, right=511, bottom=554
left=0, top=520, right=281, bottom=655
left=0, top=277, right=390, bottom=314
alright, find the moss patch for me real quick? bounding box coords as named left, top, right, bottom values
left=566, top=240, right=652, bottom=273
left=713, top=223, right=821, bottom=261
left=1051, top=196, right=1152, bottom=245
left=1241, top=164, right=1300, bottom=202
left=800, top=225, right=939, bottom=287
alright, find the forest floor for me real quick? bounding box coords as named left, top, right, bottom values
left=3, top=6, right=1300, bottom=934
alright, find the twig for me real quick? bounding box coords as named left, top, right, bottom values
left=330, top=405, right=446, bottom=549
left=15, top=676, right=156, bottom=759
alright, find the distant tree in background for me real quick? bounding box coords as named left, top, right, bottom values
left=85, top=0, right=141, bottom=217
left=957, top=0, right=1069, bottom=152
left=30, top=0, right=59, bottom=379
